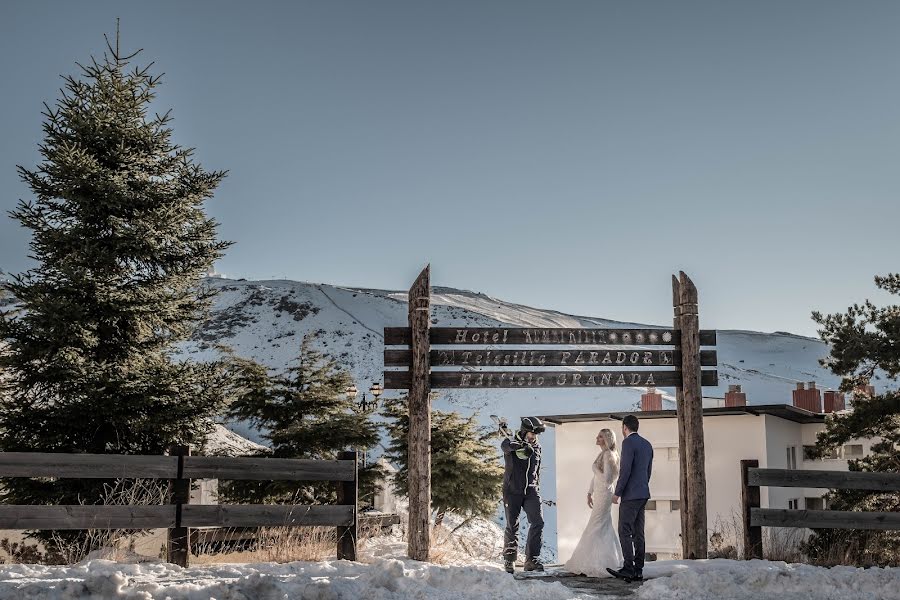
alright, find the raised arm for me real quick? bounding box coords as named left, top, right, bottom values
left=615, top=438, right=634, bottom=498
left=647, top=445, right=653, bottom=482
left=502, top=436, right=528, bottom=456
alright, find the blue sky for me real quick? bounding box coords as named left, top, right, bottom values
left=2, top=1, right=898, bottom=337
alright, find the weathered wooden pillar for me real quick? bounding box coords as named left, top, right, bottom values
left=677, top=271, right=708, bottom=559
left=167, top=445, right=191, bottom=568
left=407, top=265, right=432, bottom=561
left=672, top=275, right=692, bottom=557
left=336, top=450, right=359, bottom=561
left=740, top=459, right=763, bottom=559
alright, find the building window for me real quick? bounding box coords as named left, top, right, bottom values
left=788, top=499, right=799, bottom=510
left=667, top=447, right=679, bottom=461
left=670, top=500, right=681, bottom=511
left=843, top=444, right=864, bottom=458
left=805, top=497, right=826, bottom=511
left=786, top=446, right=797, bottom=470
left=645, top=500, right=657, bottom=511
left=804, top=445, right=839, bottom=460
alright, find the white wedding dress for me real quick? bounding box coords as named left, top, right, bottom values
left=564, top=450, right=623, bottom=577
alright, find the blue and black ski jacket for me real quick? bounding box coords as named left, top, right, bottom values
left=501, top=432, right=542, bottom=496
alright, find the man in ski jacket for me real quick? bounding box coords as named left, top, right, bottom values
left=501, top=416, right=545, bottom=574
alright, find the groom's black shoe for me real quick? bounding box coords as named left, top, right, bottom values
left=606, top=567, right=638, bottom=582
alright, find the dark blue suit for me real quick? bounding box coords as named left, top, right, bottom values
left=614, top=432, right=653, bottom=575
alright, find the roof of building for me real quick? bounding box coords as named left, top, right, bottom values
left=538, top=403, right=827, bottom=426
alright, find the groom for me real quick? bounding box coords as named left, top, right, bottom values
left=607, top=414, right=653, bottom=582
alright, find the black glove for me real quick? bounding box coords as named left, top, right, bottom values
left=515, top=443, right=535, bottom=459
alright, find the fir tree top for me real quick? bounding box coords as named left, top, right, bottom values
left=8, top=34, right=230, bottom=366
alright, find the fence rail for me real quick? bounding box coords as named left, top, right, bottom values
left=0, top=448, right=360, bottom=566
left=740, top=460, right=900, bottom=560
left=747, top=467, right=900, bottom=492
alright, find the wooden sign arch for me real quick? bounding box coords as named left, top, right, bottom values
left=384, top=265, right=716, bottom=562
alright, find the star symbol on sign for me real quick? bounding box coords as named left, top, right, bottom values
left=609, top=333, right=618, bottom=342
left=649, top=333, right=659, bottom=343
left=662, top=331, right=673, bottom=343
left=636, top=333, right=645, bottom=344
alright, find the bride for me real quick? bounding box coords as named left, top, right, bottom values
left=564, top=428, right=623, bottom=577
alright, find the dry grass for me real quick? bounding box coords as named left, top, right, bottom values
left=0, top=479, right=170, bottom=565
left=386, top=510, right=502, bottom=566
left=193, top=521, right=383, bottom=565
left=706, top=510, right=859, bottom=565
left=0, top=478, right=391, bottom=566
left=192, top=526, right=337, bottom=564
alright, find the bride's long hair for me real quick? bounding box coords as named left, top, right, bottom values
left=596, top=428, right=620, bottom=472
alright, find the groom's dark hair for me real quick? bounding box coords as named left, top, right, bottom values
left=622, top=414, right=640, bottom=432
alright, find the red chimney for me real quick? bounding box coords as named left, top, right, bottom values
left=854, top=383, right=876, bottom=398
left=792, top=381, right=822, bottom=412
left=641, top=387, right=663, bottom=412
left=725, top=384, right=747, bottom=407
left=823, top=390, right=845, bottom=413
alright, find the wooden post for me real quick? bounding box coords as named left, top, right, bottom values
left=678, top=271, right=708, bottom=559
left=336, top=450, right=359, bottom=561
left=167, top=445, right=191, bottom=568
left=407, top=265, right=432, bottom=561
left=741, top=459, right=763, bottom=559
left=672, top=275, right=692, bottom=557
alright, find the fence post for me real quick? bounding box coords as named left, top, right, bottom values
left=336, top=450, right=358, bottom=561
left=741, top=459, right=763, bottom=559
left=167, top=445, right=191, bottom=568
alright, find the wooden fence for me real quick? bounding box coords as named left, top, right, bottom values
left=0, top=448, right=360, bottom=566
left=740, top=459, right=900, bottom=559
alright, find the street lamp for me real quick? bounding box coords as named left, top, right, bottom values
left=345, top=384, right=358, bottom=402
left=346, top=383, right=384, bottom=413
left=344, top=383, right=383, bottom=470
left=363, top=382, right=384, bottom=412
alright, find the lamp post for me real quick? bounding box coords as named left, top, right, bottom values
left=344, top=383, right=383, bottom=468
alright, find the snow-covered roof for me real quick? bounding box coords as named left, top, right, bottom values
left=203, top=424, right=269, bottom=456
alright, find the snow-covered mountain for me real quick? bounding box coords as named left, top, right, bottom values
left=183, top=276, right=840, bottom=427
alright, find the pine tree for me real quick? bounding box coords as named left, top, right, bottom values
left=0, top=34, right=230, bottom=540
left=382, top=396, right=503, bottom=527
left=221, top=337, right=383, bottom=507
left=802, top=273, right=900, bottom=565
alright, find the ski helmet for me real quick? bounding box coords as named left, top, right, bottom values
left=520, top=416, right=546, bottom=434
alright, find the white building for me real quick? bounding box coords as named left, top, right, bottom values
left=542, top=383, right=873, bottom=562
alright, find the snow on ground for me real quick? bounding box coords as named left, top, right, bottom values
left=1, top=557, right=898, bottom=600
left=0, top=558, right=584, bottom=600
left=637, top=559, right=900, bottom=600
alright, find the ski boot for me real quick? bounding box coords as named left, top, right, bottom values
left=524, top=558, right=544, bottom=572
